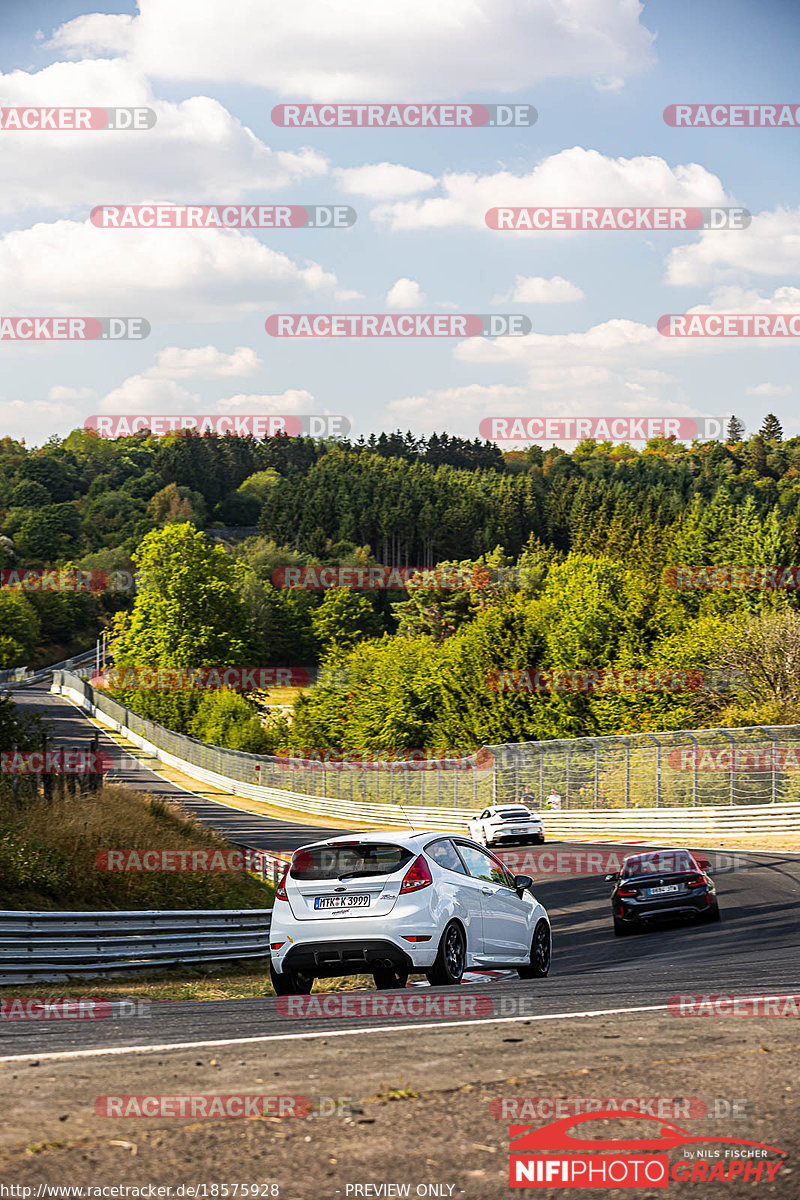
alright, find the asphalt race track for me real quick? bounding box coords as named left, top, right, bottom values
left=3, top=681, right=800, bottom=1063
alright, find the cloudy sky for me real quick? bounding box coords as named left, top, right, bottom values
left=1, top=0, right=799, bottom=446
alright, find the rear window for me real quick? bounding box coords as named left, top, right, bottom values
left=498, top=808, right=532, bottom=817
left=290, top=843, right=415, bottom=881
left=622, top=851, right=697, bottom=878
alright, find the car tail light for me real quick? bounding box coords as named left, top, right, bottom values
left=687, top=875, right=706, bottom=888
left=618, top=887, right=638, bottom=898
left=270, top=941, right=285, bottom=950
left=400, top=855, right=433, bottom=894
left=402, top=935, right=432, bottom=942
left=275, top=865, right=290, bottom=901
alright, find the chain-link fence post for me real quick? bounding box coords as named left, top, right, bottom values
left=762, top=727, right=778, bottom=804
left=685, top=734, right=698, bottom=806
left=721, top=730, right=736, bottom=805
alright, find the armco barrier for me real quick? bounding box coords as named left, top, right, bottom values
left=0, top=909, right=272, bottom=985
left=49, top=673, right=800, bottom=840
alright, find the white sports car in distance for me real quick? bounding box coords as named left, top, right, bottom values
left=468, top=804, right=545, bottom=848
left=269, top=830, right=551, bottom=995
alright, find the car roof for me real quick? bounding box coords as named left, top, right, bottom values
left=299, top=830, right=456, bottom=852
left=622, top=849, right=698, bottom=868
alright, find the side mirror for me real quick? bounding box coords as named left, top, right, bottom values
left=604, top=873, right=618, bottom=882
left=514, top=874, right=533, bottom=898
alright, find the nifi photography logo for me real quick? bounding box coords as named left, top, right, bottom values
left=508, top=1112, right=785, bottom=1188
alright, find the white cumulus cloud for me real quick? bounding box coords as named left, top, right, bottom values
left=371, top=148, right=730, bottom=231
left=334, top=163, right=437, bottom=199
left=666, top=207, right=800, bottom=287
left=386, top=278, right=426, bottom=309
left=50, top=0, right=656, bottom=97
left=746, top=383, right=792, bottom=396
left=0, top=57, right=327, bottom=214
left=0, top=220, right=339, bottom=320
left=494, top=275, right=585, bottom=303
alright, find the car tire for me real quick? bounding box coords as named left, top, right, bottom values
left=269, top=963, right=314, bottom=995
left=426, top=921, right=466, bottom=986
left=705, top=903, right=721, bottom=923
left=613, top=917, right=632, bottom=937
left=518, top=919, right=551, bottom=978
left=535, top=834, right=545, bottom=844
left=373, top=967, right=409, bottom=990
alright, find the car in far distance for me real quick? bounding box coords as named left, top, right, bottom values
left=468, top=804, right=545, bottom=848
left=606, top=848, right=720, bottom=936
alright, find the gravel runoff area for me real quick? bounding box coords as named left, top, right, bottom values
left=0, top=1009, right=798, bottom=1200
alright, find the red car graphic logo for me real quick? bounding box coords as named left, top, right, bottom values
left=510, top=1111, right=784, bottom=1155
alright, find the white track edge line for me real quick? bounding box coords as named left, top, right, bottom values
left=0, top=1002, right=672, bottom=1064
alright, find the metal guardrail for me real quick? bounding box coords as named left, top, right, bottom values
left=7, top=649, right=97, bottom=690
left=0, top=908, right=273, bottom=985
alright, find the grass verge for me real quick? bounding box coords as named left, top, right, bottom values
left=0, top=782, right=274, bottom=911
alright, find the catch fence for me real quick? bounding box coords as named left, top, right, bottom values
left=52, top=673, right=800, bottom=811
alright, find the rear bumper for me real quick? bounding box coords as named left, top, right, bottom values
left=615, top=893, right=715, bottom=924
left=490, top=828, right=544, bottom=843
left=278, top=939, right=416, bottom=976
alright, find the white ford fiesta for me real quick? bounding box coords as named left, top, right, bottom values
left=269, top=831, right=551, bottom=995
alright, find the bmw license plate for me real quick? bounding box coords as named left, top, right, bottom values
left=648, top=884, right=680, bottom=896
left=314, top=894, right=370, bottom=909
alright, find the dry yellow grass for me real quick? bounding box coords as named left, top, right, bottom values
left=0, top=783, right=274, bottom=911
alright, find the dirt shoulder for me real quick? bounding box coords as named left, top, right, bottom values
left=1, top=1011, right=797, bottom=1199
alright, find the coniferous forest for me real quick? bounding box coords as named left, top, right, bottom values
left=2, top=418, right=800, bottom=752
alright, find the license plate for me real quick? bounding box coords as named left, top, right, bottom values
left=648, top=885, right=680, bottom=896
left=314, top=894, right=370, bottom=909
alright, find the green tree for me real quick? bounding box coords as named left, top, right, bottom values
left=726, top=415, right=745, bottom=443
left=112, top=523, right=249, bottom=671
left=759, top=413, right=783, bottom=442
left=188, top=689, right=275, bottom=753
left=147, top=483, right=206, bottom=527
left=311, top=588, right=382, bottom=653
left=0, top=592, right=41, bottom=667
